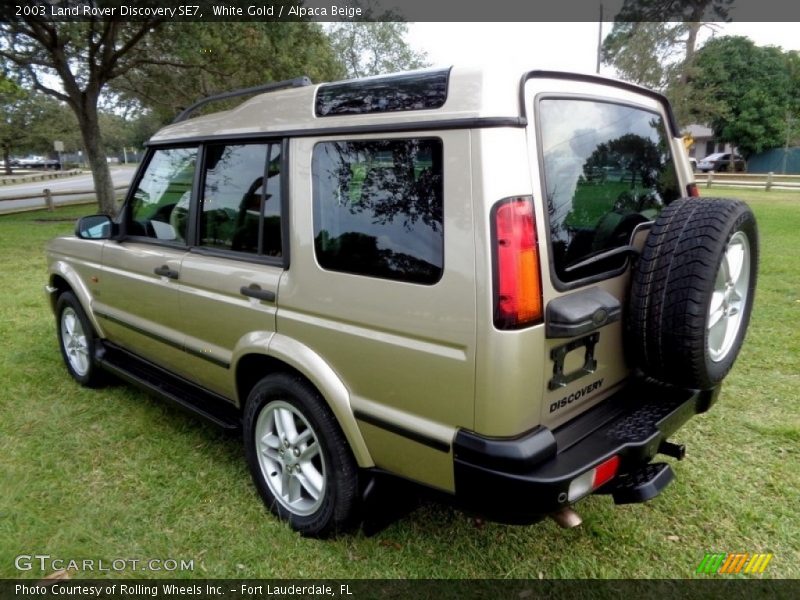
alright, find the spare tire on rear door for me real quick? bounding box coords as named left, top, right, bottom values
left=627, top=197, right=758, bottom=390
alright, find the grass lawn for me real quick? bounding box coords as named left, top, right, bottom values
left=1, top=188, right=798, bottom=580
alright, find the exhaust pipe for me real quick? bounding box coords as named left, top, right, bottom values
left=550, top=507, right=582, bottom=528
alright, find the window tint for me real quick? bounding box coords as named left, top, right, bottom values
left=200, top=143, right=282, bottom=256
left=312, top=139, right=443, bottom=284
left=128, top=147, right=197, bottom=242
left=539, top=99, right=681, bottom=282
left=315, top=69, right=449, bottom=117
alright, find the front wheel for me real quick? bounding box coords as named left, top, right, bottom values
left=56, top=291, right=106, bottom=387
left=243, top=373, right=360, bottom=537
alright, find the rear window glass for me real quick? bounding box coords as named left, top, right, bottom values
left=312, top=138, right=444, bottom=285
left=539, top=98, right=681, bottom=283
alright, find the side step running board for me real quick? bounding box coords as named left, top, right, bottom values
left=95, top=341, right=241, bottom=431
left=602, top=462, right=675, bottom=505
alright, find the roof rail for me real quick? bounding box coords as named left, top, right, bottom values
left=172, top=76, right=313, bottom=124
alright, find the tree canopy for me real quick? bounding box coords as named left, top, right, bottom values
left=0, top=77, right=80, bottom=174
left=602, top=22, right=687, bottom=90
left=0, top=15, right=169, bottom=214
left=603, top=0, right=800, bottom=158
left=327, top=22, right=428, bottom=79
left=602, top=0, right=733, bottom=124
left=112, top=22, right=345, bottom=124
left=0, top=13, right=427, bottom=214
left=688, top=36, right=798, bottom=158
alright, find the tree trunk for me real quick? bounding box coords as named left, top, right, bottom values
left=76, top=94, right=117, bottom=217
left=681, top=22, right=701, bottom=85
left=2, top=145, right=11, bottom=175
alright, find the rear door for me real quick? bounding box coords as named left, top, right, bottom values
left=277, top=132, right=476, bottom=491
left=524, top=76, right=688, bottom=428
left=176, top=141, right=285, bottom=399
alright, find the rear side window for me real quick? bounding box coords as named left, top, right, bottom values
left=312, top=138, right=444, bottom=285
left=200, top=143, right=282, bottom=257
left=538, top=98, right=681, bottom=283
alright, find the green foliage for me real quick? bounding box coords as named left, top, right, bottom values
left=689, top=36, right=797, bottom=158
left=0, top=73, right=21, bottom=96
left=603, top=1, right=734, bottom=125
left=0, top=73, right=150, bottom=163
left=786, top=51, right=800, bottom=145
left=113, top=22, right=345, bottom=123
left=98, top=111, right=160, bottom=154
left=0, top=16, right=172, bottom=214
left=602, top=22, right=686, bottom=89
left=113, top=20, right=427, bottom=126
left=327, top=22, right=428, bottom=79
left=611, top=0, right=733, bottom=21
left=0, top=82, right=80, bottom=170
left=0, top=19, right=168, bottom=110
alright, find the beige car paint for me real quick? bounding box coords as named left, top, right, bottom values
left=177, top=252, right=282, bottom=398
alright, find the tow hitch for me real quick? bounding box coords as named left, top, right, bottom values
left=659, top=440, right=686, bottom=460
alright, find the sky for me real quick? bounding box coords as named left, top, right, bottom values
left=407, top=22, right=800, bottom=76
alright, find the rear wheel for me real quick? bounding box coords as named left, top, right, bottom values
left=627, top=198, right=758, bottom=389
left=243, top=373, right=359, bottom=537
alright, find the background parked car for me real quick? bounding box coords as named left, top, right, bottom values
left=17, top=156, right=62, bottom=170
left=697, top=152, right=745, bottom=172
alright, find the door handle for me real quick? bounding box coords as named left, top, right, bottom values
left=240, top=284, right=276, bottom=303
left=154, top=265, right=179, bottom=279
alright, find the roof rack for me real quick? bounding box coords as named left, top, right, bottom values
left=172, top=76, right=313, bottom=124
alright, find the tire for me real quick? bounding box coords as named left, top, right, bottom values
left=627, top=197, right=758, bottom=390
left=243, top=373, right=360, bottom=537
left=55, top=291, right=106, bottom=387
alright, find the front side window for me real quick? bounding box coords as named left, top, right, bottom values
left=312, top=138, right=444, bottom=285
left=200, top=143, right=282, bottom=256
left=128, top=147, right=198, bottom=242
left=539, top=98, right=681, bottom=283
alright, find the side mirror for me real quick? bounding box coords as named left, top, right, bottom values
left=75, top=215, right=115, bottom=240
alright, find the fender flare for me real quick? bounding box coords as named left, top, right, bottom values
left=48, top=261, right=105, bottom=337
left=234, top=333, right=374, bottom=468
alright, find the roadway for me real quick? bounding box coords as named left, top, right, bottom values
left=0, top=166, right=137, bottom=213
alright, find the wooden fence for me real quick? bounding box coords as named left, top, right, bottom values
left=700, top=171, right=800, bottom=191
left=0, top=184, right=128, bottom=213
left=0, top=169, right=83, bottom=186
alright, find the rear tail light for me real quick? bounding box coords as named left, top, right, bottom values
left=492, top=196, right=543, bottom=329
left=567, top=455, right=620, bottom=502
left=687, top=183, right=700, bottom=197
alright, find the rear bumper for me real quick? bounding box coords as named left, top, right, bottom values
left=453, top=379, right=720, bottom=522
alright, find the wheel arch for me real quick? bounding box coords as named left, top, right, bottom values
left=234, top=336, right=374, bottom=468
left=47, top=265, right=105, bottom=337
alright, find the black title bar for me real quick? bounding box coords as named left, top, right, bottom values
left=2, top=0, right=800, bottom=23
